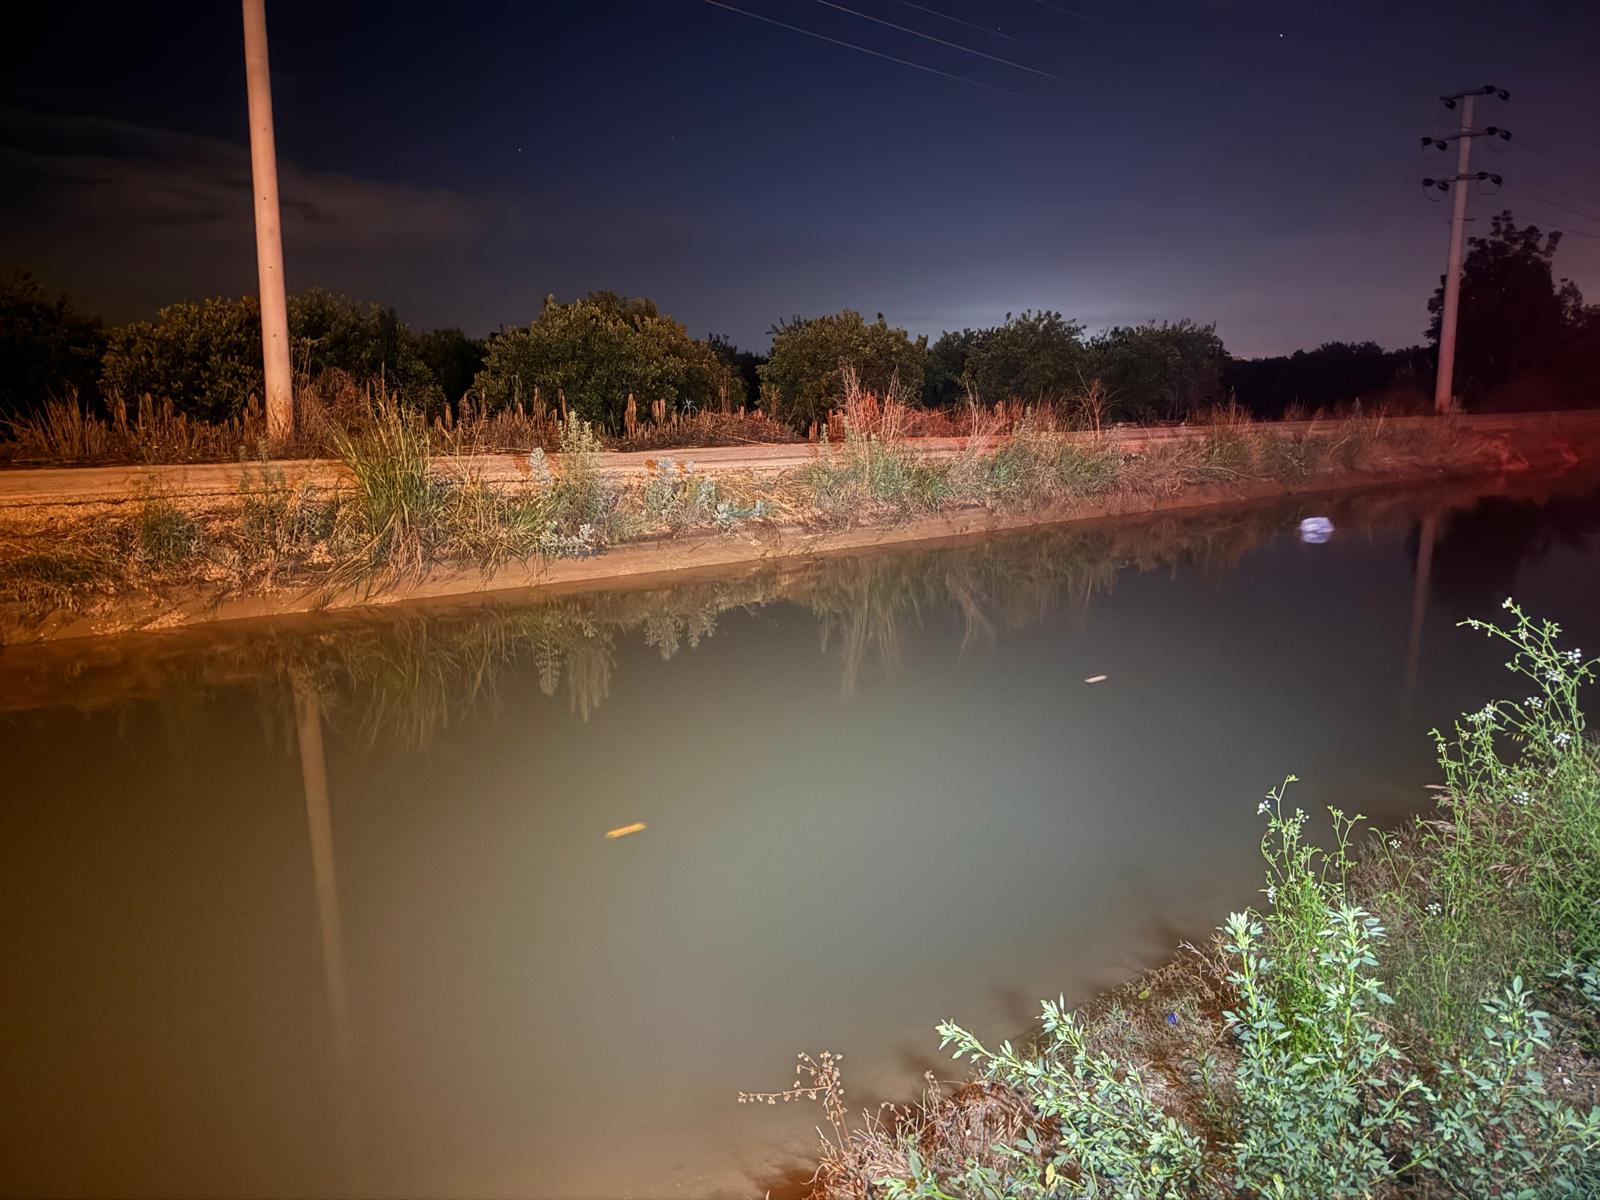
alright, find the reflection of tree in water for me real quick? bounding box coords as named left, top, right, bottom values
left=1428, top=484, right=1600, bottom=617
left=305, top=506, right=1283, bottom=725
left=10, top=479, right=1562, bottom=748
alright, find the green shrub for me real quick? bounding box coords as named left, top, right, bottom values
left=1221, top=908, right=1430, bottom=1198
left=0, top=269, right=105, bottom=419
left=102, top=296, right=264, bottom=422
left=1428, top=977, right=1600, bottom=1196
left=1379, top=600, right=1600, bottom=1045
left=760, top=310, right=928, bottom=427
left=778, top=601, right=1600, bottom=1200
left=923, top=999, right=1205, bottom=1199
left=473, top=292, right=740, bottom=425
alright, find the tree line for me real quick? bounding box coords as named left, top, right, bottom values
left=3, top=211, right=1595, bottom=430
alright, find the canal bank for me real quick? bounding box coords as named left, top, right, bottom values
left=1, top=409, right=1595, bottom=645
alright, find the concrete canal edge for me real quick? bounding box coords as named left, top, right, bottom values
left=2, top=410, right=1597, bottom=646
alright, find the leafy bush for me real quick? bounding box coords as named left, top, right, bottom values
left=473, top=292, right=740, bottom=426
left=760, top=310, right=927, bottom=427
left=1428, top=977, right=1600, bottom=1196
left=914, top=1000, right=1205, bottom=1199
left=1379, top=600, right=1600, bottom=1044
left=1222, top=908, right=1429, bottom=1198
left=102, top=296, right=264, bottom=421
left=101, top=289, right=443, bottom=421
left=288, top=288, right=442, bottom=412
left=959, top=311, right=1089, bottom=408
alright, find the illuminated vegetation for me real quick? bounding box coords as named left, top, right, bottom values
left=748, top=605, right=1600, bottom=1199
left=0, top=385, right=1537, bottom=624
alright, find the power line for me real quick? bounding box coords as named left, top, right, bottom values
left=1029, top=0, right=1123, bottom=32
left=1503, top=181, right=1600, bottom=224
left=702, top=0, right=1021, bottom=97
left=812, top=0, right=1059, bottom=79
left=897, top=1, right=1021, bottom=44
left=1512, top=213, right=1600, bottom=242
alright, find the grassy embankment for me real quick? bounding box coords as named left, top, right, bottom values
left=0, top=388, right=1515, bottom=620
left=744, top=603, right=1600, bottom=1200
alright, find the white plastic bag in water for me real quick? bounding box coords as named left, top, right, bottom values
left=1299, top=516, right=1334, bottom=544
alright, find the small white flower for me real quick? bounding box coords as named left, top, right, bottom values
left=1265, top=885, right=1277, bottom=905
left=1511, top=790, right=1532, bottom=806
left=1568, top=649, right=1583, bottom=664
left=1387, top=836, right=1401, bottom=851
left=1295, top=808, right=1309, bottom=826
left=1256, top=799, right=1271, bottom=815
left=1526, top=696, right=1544, bottom=711
left=1425, top=902, right=1442, bottom=916
left=1546, top=669, right=1563, bottom=683
left=1502, top=597, right=1514, bottom=610
left=1553, top=731, right=1572, bottom=748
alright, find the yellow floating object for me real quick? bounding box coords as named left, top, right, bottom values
left=605, top=822, right=647, bottom=839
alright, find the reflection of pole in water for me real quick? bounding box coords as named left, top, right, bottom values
left=1403, top=512, right=1439, bottom=717
left=293, top=676, right=361, bottom=1188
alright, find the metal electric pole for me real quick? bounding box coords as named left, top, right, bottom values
left=1422, top=84, right=1511, bottom=415
left=242, top=0, right=294, bottom=443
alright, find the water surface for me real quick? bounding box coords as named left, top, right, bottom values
left=4, top=472, right=1600, bottom=1198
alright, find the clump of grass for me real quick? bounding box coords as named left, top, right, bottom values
left=134, top=490, right=206, bottom=571
left=1, top=391, right=274, bottom=465
left=326, top=402, right=618, bottom=588
left=327, top=396, right=439, bottom=586
left=227, top=468, right=339, bottom=587
left=611, top=409, right=799, bottom=451
left=801, top=373, right=953, bottom=522
left=965, top=418, right=1121, bottom=507
left=0, top=534, right=124, bottom=611
left=752, top=602, right=1600, bottom=1200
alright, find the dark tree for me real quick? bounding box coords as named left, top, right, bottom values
left=1427, top=211, right=1586, bottom=399
left=707, top=333, right=765, bottom=408
left=0, top=269, right=106, bottom=418
left=1225, top=342, right=1432, bottom=418
left=413, top=328, right=486, bottom=405
left=924, top=328, right=978, bottom=408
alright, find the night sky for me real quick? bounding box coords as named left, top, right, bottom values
left=4, top=1, right=1599, bottom=356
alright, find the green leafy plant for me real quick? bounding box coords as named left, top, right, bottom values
left=927, top=998, right=1205, bottom=1199
left=1221, top=908, right=1430, bottom=1199
left=1428, top=977, right=1600, bottom=1197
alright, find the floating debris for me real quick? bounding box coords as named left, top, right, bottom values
left=1298, top=516, right=1335, bottom=544
left=605, top=822, right=647, bottom=839
left=1084, top=674, right=1108, bottom=684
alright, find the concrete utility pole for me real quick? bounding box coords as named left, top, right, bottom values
left=242, top=0, right=294, bottom=442
left=1423, top=85, right=1511, bottom=415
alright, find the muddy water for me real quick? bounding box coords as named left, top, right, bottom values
left=4, top=473, right=1600, bottom=1199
